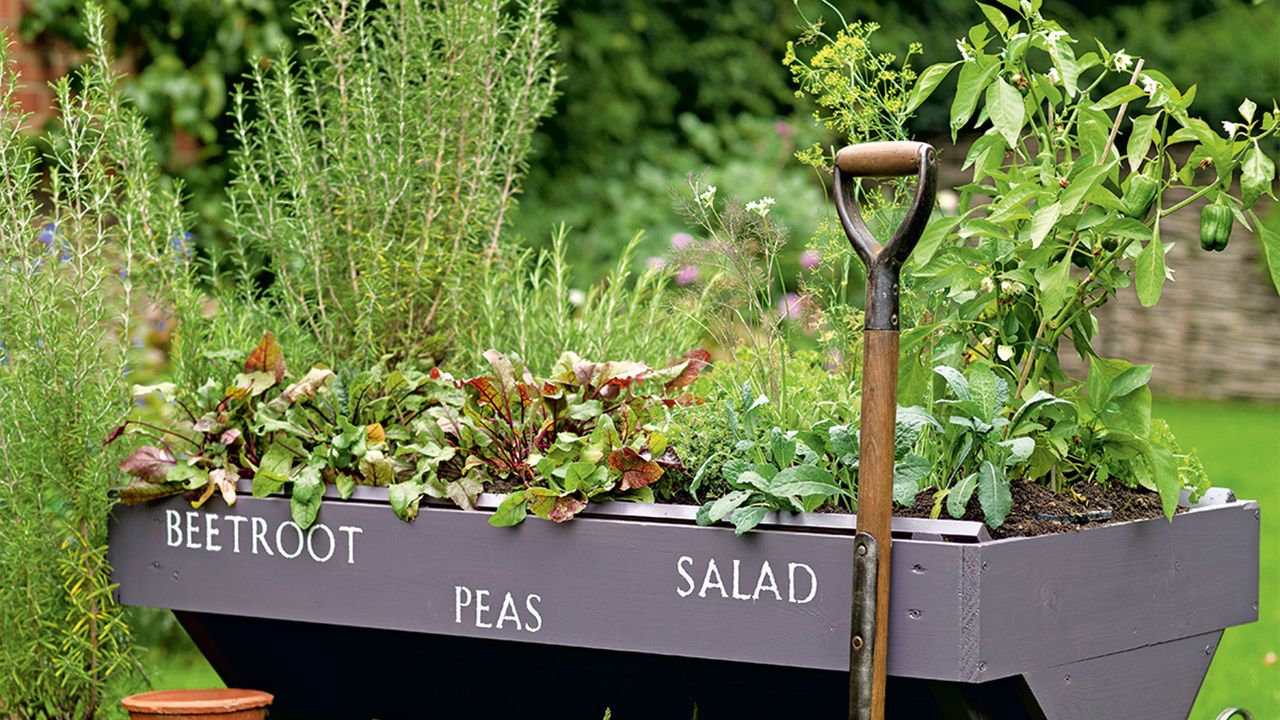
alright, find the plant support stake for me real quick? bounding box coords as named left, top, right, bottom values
left=834, top=140, right=937, bottom=720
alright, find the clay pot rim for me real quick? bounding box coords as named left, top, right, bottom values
left=121, top=688, right=274, bottom=714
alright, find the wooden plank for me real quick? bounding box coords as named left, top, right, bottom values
left=975, top=501, right=1259, bottom=681
left=1022, top=631, right=1222, bottom=719
left=110, top=495, right=969, bottom=679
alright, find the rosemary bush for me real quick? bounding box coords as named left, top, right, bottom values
left=226, top=0, right=559, bottom=363
left=0, top=7, right=192, bottom=714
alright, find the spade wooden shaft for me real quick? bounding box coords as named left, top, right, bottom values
left=835, top=140, right=937, bottom=720
left=857, top=329, right=900, bottom=719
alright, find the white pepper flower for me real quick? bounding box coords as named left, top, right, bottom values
left=956, top=38, right=975, bottom=63
left=1044, top=30, right=1068, bottom=44
left=1222, top=121, right=1242, bottom=137
left=997, top=344, right=1015, bottom=361
left=1046, top=67, right=1060, bottom=85
left=980, top=276, right=996, bottom=293
left=1140, top=74, right=1159, bottom=97
left=1112, top=50, right=1133, bottom=72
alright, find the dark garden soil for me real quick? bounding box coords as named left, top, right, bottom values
left=896, top=480, right=1175, bottom=539
left=487, top=476, right=1173, bottom=539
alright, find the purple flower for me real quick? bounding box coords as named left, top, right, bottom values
left=777, top=292, right=804, bottom=321
left=172, top=231, right=193, bottom=261
left=646, top=256, right=668, bottom=271
left=800, top=249, right=821, bottom=272
left=670, top=232, right=694, bottom=250
left=675, top=265, right=700, bottom=286
left=38, top=223, right=71, bottom=262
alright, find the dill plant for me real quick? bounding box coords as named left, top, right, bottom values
left=226, top=0, right=559, bottom=363
left=0, top=6, right=193, bottom=714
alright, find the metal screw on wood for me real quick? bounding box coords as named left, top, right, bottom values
left=834, top=140, right=938, bottom=720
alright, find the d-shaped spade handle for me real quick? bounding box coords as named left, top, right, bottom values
left=833, top=141, right=938, bottom=331
left=837, top=141, right=937, bottom=720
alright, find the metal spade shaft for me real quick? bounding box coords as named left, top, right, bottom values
left=834, top=141, right=937, bottom=720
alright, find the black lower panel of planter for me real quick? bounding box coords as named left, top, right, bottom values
left=176, top=611, right=1041, bottom=720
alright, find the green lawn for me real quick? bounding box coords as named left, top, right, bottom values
left=1158, top=399, right=1280, bottom=720
left=134, top=399, right=1278, bottom=717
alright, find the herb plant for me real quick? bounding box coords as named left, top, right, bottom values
left=0, top=7, right=190, bottom=712
left=226, top=0, right=559, bottom=363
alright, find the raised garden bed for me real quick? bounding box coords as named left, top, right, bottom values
left=111, top=482, right=1259, bottom=719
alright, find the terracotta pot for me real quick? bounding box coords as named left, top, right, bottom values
left=120, top=688, right=273, bottom=720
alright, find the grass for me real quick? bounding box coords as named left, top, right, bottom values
left=1157, top=399, right=1279, bottom=720
left=133, top=399, right=1278, bottom=717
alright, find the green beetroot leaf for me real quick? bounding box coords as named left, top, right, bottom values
left=389, top=480, right=427, bottom=522
left=489, top=491, right=528, bottom=527
left=115, top=480, right=185, bottom=505
left=290, top=465, right=324, bottom=529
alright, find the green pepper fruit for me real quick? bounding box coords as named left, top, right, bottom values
left=1121, top=174, right=1160, bottom=219
left=1199, top=201, right=1233, bottom=252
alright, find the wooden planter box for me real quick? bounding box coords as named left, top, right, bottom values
left=110, top=483, right=1259, bottom=719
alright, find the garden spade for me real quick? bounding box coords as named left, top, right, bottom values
left=834, top=141, right=937, bottom=720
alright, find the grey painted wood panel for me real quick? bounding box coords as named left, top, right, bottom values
left=975, top=501, right=1260, bottom=681
left=110, top=495, right=968, bottom=678
left=1022, top=631, right=1222, bottom=719
left=109, top=495, right=1260, bottom=684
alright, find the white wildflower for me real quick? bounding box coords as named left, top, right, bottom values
left=698, top=185, right=717, bottom=208
left=1046, top=67, right=1060, bottom=85
left=1112, top=50, right=1133, bottom=72
left=956, top=38, right=975, bottom=63
left=1140, top=74, right=1159, bottom=97
left=1222, top=121, right=1242, bottom=137
left=745, top=196, right=776, bottom=218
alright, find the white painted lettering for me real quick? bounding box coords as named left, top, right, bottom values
left=165, top=509, right=182, bottom=547
left=339, top=525, right=363, bottom=564
left=204, top=513, right=222, bottom=552
left=454, top=586, right=473, bottom=624
left=184, top=511, right=202, bottom=550
left=276, top=521, right=304, bottom=559
left=251, top=516, right=273, bottom=555
left=227, top=515, right=247, bottom=553
left=788, top=562, right=817, bottom=604
left=753, top=561, right=781, bottom=601
left=676, top=555, right=695, bottom=597
left=699, top=558, right=728, bottom=599
left=731, top=559, right=752, bottom=600
left=525, top=594, right=543, bottom=633
left=497, top=593, right=522, bottom=631
left=474, top=589, right=493, bottom=628
left=306, top=524, right=335, bottom=563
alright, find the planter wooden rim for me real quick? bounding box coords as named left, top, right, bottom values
left=120, top=688, right=273, bottom=713
left=109, top=483, right=1259, bottom=718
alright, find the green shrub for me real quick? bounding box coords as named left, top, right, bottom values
left=0, top=8, right=191, bottom=713
left=225, top=0, right=559, bottom=363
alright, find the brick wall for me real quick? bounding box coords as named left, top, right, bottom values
left=0, top=0, right=69, bottom=126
